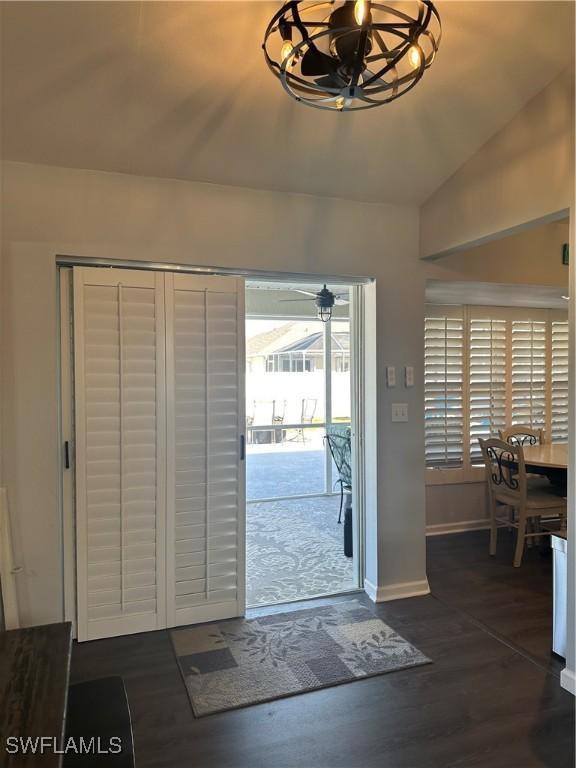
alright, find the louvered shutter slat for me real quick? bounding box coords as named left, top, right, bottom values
left=551, top=321, right=569, bottom=442
left=469, top=318, right=507, bottom=462
left=424, top=317, right=464, bottom=468
left=511, top=320, right=547, bottom=428
left=74, top=269, right=166, bottom=641
left=167, top=275, right=244, bottom=626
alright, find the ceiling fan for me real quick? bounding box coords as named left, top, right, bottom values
left=279, top=284, right=348, bottom=322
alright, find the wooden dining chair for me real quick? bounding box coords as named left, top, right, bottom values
left=498, top=425, right=545, bottom=446
left=498, top=425, right=548, bottom=541
left=479, top=437, right=566, bottom=567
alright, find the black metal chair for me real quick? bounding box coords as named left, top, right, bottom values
left=324, top=425, right=352, bottom=524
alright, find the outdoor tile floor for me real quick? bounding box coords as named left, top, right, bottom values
left=246, top=495, right=356, bottom=607
left=246, top=444, right=357, bottom=607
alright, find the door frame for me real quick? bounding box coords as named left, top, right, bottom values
left=58, top=260, right=371, bottom=632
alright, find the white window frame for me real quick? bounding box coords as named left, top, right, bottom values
left=425, top=304, right=569, bottom=487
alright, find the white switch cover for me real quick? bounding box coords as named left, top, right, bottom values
left=405, top=366, right=414, bottom=387
left=386, top=366, right=396, bottom=387
left=391, top=403, right=409, bottom=422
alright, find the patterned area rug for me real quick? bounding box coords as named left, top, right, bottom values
left=247, top=496, right=355, bottom=606
left=171, top=601, right=431, bottom=716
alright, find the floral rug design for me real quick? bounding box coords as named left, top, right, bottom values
left=171, top=601, right=431, bottom=716
left=247, top=496, right=355, bottom=606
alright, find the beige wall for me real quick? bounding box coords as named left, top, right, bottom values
left=426, top=217, right=570, bottom=288
left=426, top=483, right=488, bottom=535
left=1, top=160, right=427, bottom=625
left=421, top=68, right=574, bottom=259
left=421, top=63, right=576, bottom=692
left=424, top=217, right=569, bottom=534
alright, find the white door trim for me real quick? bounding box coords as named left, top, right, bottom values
left=58, top=268, right=76, bottom=632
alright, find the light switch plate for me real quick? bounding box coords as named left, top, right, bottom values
left=386, top=366, right=396, bottom=387
left=405, top=366, right=414, bottom=387
left=391, top=403, right=409, bottom=422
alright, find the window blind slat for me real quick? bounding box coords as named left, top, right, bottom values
left=469, top=318, right=507, bottom=462
left=551, top=321, right=569, bottom=442
left=425, top=310, right=567, bottom=471
left=424, top=317, right=464, bottom=468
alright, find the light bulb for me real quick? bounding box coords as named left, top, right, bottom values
left=408, top=44, right=422, bottom=69
left=335, top=96, right=346, bottom=110
left=354, top=0, right=367, bottom=25
left=281, top=40, right=294, bottom=63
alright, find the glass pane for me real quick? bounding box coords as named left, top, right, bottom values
left=330, top=318, right=351, bottom=423
left=246, top=317, right=326, bottom=426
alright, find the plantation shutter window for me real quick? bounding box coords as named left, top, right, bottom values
left=511, top=320, right=547, bottom=428
left=551, top=320, right=569, bottom=442
left=468, top=318, right=507, bottom=463
left=424, top=314, right=464, bottom=468
left=424, top=306, right=568, bottom=476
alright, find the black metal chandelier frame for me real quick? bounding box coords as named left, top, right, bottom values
left=263, top=0, right=441, bottom=111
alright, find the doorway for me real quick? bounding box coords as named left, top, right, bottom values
left=244, top=281, right=362, bottom=607
left=60, top=265, right=365, bottom=639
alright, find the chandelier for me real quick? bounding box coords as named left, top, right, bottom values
left=263, top=1, right=441, bottom=111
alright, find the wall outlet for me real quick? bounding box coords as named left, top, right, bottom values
left=391, top=403, right=408, bottom=422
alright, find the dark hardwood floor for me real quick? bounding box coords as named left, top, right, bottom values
left=427, top=529, right=564, bottom=676
left=71, top=531, right=575, bottom=768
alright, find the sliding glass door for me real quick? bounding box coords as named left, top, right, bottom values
left=246, top=315, right=351, bottom=502
left=244, top=281, right=359, bottom=607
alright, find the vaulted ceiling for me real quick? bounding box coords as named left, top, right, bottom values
left=1, top=1, right=573, bottom=204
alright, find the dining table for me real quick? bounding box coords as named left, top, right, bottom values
left=522, top=443, right=568, bottom=491
left=521, top=443, right=568, bottom=471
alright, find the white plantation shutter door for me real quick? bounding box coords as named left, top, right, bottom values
left=165, top=274, right=245, bottom=626
left=74, top=267, right=166, bottom=641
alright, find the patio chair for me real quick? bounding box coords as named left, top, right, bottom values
left=250, top=400, right=276, bottom=444
left=246, top=401, right=255, bottom=443
left=297, top=397, right=317, bottom=442
left=272, top=399, right=287, bottom=443
left=324, top=425, right=352, bottom=524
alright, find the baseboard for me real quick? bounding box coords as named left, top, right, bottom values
left=364, top=578, right=431, bottom=603
left=426, top=520, right=490, bottom=537
left=560, top=668, right=576, bottom=696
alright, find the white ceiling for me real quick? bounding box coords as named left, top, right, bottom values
left=426, top=280, right=569, bottom=309
left=1, top=1, right=573, bottom=204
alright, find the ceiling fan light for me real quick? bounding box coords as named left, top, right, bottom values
left=281, top=40, right=294, bottom=64
left=354, top=0, right=369, bottom=26
left=263, top=0, right=441, bottom=112
left=408, top=43, right=422, bottom=69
